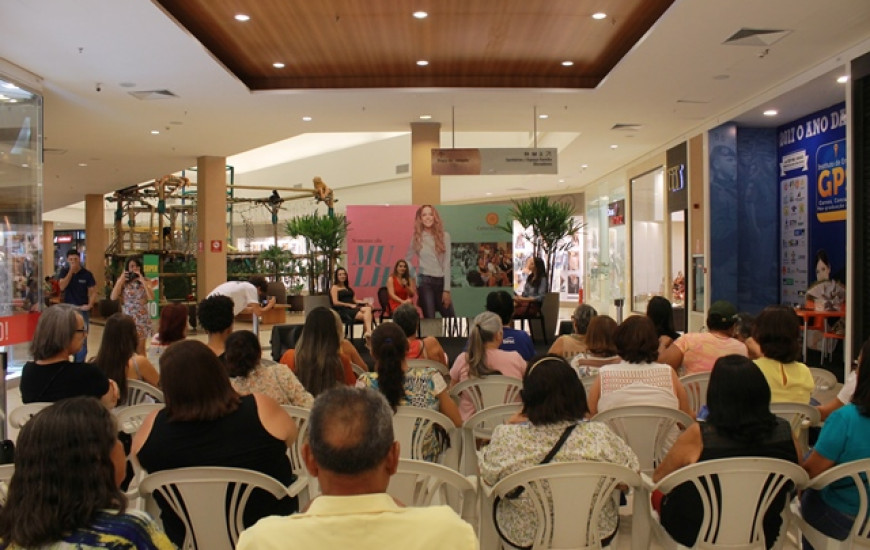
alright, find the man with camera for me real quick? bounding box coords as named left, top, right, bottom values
left=58, top=250, right=96, bottom=362
left=207, top=275, right=276, bottom=317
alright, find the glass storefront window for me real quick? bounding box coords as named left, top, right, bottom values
left=585, top=185, right=626, bottom=317
left=630, top=167, right=665, bottom=313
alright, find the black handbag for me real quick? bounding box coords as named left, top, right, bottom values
left=0, top=439, right=14, bottom=464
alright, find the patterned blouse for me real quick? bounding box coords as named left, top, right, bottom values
left=122, top=281, right=153, bottom=341
left=479, top=420, right=639, bottom=547
left=0, top=509, right=174, bottom=549
left=231, top=360, right=314, bottom=408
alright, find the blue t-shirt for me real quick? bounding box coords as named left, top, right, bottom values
left=814, top=403, right=870, bottom=516
left=500, top=327, right=535, bottom=361
left=59, top=266, right=95, bottom=306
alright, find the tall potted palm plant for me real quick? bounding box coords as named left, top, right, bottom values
left=285, top=212, right=349, bottom=312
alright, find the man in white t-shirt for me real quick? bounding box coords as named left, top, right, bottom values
left=207, top=276, right=276, bottom=317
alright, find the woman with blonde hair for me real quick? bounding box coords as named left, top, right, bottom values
left=450, top=311, right=526, bottom=420
left=407, top=204, right=455, bottom=319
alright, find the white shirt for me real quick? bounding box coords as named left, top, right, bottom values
left=207, top=281, right=259, bottom=316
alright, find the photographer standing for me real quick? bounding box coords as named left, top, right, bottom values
left=58, top=250, right=96, bottom=362
left=111, top=256, right=154, bottom=354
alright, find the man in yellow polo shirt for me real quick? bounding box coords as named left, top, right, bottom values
left=237, top=387, right=478, bottom=550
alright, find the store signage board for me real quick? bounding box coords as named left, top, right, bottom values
left=431, top=148, right=558, bottom=175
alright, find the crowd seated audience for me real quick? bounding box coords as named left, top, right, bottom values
left=478, top=355, right=639, bottom=548
left=147, top=302, right=189, bottom=366
left=0, top=397, right=173, bottom=549
left=237, top=387, right=477, bottom=549
left=646, top=296, right=680, bottom=355
left=486, top=290, right=535, bottom=360
left=587, top=315, right=691, bottom=417
left=392, top=303, right=448, bottom=365
left=660, top=300, right=747, bottom=374
left=92, top=313, right=159, bottom=403
left=753, top=305, right=814, bottom=403
left=226, top=330, right=314, bottom=407
left=570, top=315, right=621, bottom=372
left=450, top=311, right=526, bottom=421
left=197, top=294, right=235, bottom=359
left=548, top=304, right=597, bottom=361
left=653, top=355, right=800, bottom=549
left=20, top=303, right=119, bottom=407
left=800, top=337, right=870, bottom=547
left=133, top=340, right=297, bottom=547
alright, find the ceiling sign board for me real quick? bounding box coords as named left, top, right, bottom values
left=431, top=148, right=558, bottom=176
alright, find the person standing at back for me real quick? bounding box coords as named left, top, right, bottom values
left=57, top=249, right=96, bottom=362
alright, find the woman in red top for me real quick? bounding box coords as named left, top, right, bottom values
left=386, top=259, right=416, bottom=312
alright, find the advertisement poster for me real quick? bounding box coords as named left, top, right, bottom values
left=777, top=103, right=846, bottom=306
left=143, top=254, right=160, bottom=319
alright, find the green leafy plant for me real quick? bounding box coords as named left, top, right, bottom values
left=257, top=245, right=290, bottom=280
left=285, top=212, right=349, bottom=294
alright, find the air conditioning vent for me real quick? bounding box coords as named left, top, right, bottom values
left=723, top=28, right=790, bottom=46
left=611, top=123, right=642, bottom=132
left=129, top=89, right=179, bottom=100
left=396, top=163, right=409, bottom=174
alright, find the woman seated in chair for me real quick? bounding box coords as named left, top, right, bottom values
left=548, top=304, right=597, bottom=361
left=646, top=296, right=680, bottom=355
left=479, top=356, right=639, bottom=548
left=570, top=315, right=621, bottom=374
left=392, top=303, right=448, bottom=366
left=801, top=337, right=870, bottom=548
left=653, top=355, right=800, bottom=549
left=279, top=307, right=365, bottom=396
left=133, top=340, right=297, bottom=547
left=226, top=330, right=313, bottom=408
left=386, top=259, right=416, bottom=312
left=92, top=313, right=160, bottom=405
left=147, top=302, right=189, bottom=366
left=753, top=305, right=814, bottom=404
left=513, top=256, right=548, bottom=317
left=450, top=311, right=527, bottom=421
left=330, top=266, right=373, bottom=338
left=0, top=397, right=173, bottom=549
left=356, top=322, right=462, bottom=461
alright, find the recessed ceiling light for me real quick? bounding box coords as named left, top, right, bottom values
left=413, top=11, right=428, bottom=19
left=150, top=130, right=160, bottom=135
left=234, top=14, right=250, bottom=22
left=538, top=114, right=549, bottom=119
left=21, top=163, right=28, bottom=168
left=558, top=179, right=565, bottom=183
left=592, top=12, right=607, bottom=20
left=416, top=60, right=429, bottom=66
left=837, top=75, right=849, bottom=84
left=78, top=163, right=88, bottom=167
left=8, top=99, right=17, bottom=103
left=763, top=109, right=778, bottom=117
left=302, top=116, right=312, bottom=122
left=485, top=192, right=493, bottom=196
left=419, top=114, right=432, bottom=120
left=610, top=144, right=618, bottom=149
left=561, top=61, right=574, bottom=67
left=273, top=62, right=285, bottom=69
left=581, top=164, right=589, bottom=169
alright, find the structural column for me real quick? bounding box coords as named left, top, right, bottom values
left=196, top=156, right=227, bottom=300
left=411, top=122, right=441, bottom=205
left=42, top=221, right=54, bottom=278
left=84, top=194, right=106, bottom=299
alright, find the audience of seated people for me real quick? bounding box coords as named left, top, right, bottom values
left=753, top=305, right=815, bottom=404
left=391, top=303, right=448, bottom=365
left=548, top=304, right=597, bottom=361
left=92, top=313, right=160, bottom=403
left=654, top=355, right=800, bottom=549
left=237, top=387, right=477, bottom=550
left=478, top=355, right=639, bottom=548
left=450, top=311, right=526, bottom=421
left=660, top=300, right=747, bottom=375
left=147, top=302, right=189, bottom=366
left=197, top=294, right=235, bottom=359
left=646, top=296, right=681, bottom=356
left=133, top=340, right=298, bottom=547
left=0, top=397, right=173, bottom=549
left=225, top=329, right=314, bottom=407
left=486, top=290, right=536, bottom=360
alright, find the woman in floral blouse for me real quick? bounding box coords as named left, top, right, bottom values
left=225, top=330, right=313, bottom=408
left=479, top=355, right=639, bottom=548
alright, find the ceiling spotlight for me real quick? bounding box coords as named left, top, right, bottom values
left=561, top=60, right=574, bottom=67
left=610, top=144, right=618, bottom=149
left=485, top=192, right=493, bottom=196
left=581, top=164, right=589, bottom=169
left=558, top=179, right=565, bottom=183
left=538, top=114, right=549, bottom=119
left=592, top=12, right=607, bottom=20
left=78, top=163, right=88, bottom=167
left=413, top=11, right=428, bottom=19
left=234, top=14, right=250, bottom=21
left=419, top=114, right=432, bottom=120
left=150, top=130, right=160, bottom=135
left=837, top=75, right=849, bottom=84
left=302, top=116, right=312, bottom=122
left=416, top=60, right=429, bottom=66
left=273, top=62, right=285, bottom=68
left=763, top=109, right=778, bottom=117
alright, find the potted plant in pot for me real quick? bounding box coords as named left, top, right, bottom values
left=285, top=212, right=349, bottom=314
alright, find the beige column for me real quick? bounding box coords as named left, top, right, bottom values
left=42, top=221, right=54, bottom=277
left=196, top=156, right=227, bottom=300
left=84, top=194, right=107, bottom=300
left=411, top=122, right=441, bottom=205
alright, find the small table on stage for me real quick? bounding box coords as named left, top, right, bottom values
left=795, top=303, right=845, bottom=362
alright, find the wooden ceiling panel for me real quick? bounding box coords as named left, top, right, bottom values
left=155, top=0, right=675, bottom=89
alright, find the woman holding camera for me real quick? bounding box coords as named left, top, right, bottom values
left=111, top=256, right=154, bottom=354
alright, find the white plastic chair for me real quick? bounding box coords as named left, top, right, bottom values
left=770, top=402, right=821, bottom=457
left=351, top=363, right=367, bottom=377
left=408, top=358, right=450, bottom=385
left=650, top=457, right=808, bottom=550
left=808, top=367, right=838, bottom=402
left=449, top=376, right=523, bottom=416
left=8, top=402, right=51, bottom=429
left=680, top=372, right=710, bottom=418
left=388, top=458, right=479, bottom=530
left=138, top=466, right=292, bottom=550
left=593, top=405, right=694, bottom=475
left=392, top=406, right=460, bottom=469
left=125, top=379, right=164, bottom=405
left=280, top=405, right=316, bottom=506
left=791, top=458, right=870, bottom=550
left=459, top=403, right=522, bottom=475
left=115, top=403, right=164, bottom=435
left=481, top=461, right=642, bottom=550
left=0, top=464, right=14, bottom=506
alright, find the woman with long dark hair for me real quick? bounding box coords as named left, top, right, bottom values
left=654, top=355, right=800, bottom=548
left=386, top=259, right=416, bottom=312
left=514, top=256, right=547, bottom=317
left=646, top=296, right=680, bottom=355
left=0, top=397, right=172, bottom=548
left=92, top=313, right=159, bottom=404
left=110, top=256, right=154, bottom=354
left=330, top=266, right=374, bottom=337
left=226, top=330, right=313, bottom=407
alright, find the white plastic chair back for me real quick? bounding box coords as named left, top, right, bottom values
left=280, top=405, right=316, bottom=505
left=0, top=464, right=13, bottom=506
left=8, top=402, right=51, bottom=429
left=680, top=372, right=710, bottom=418
left=651, top=457, right=808, bottom=550
left=392, top=406, right=460, bottom=469
left=459, top=403, right=522, bottom=475
left=593, top=405, right=694, bottom=475
left=125, top=379, right=164, bottom=405
left=449, top=376, right=523, bottom=416
left=388, top=458, right=479, bottom=528
left=485, top=461, right=641, bottom=550
left=408, top=358, right=449, bottom=377
left=351, top=363, right=367, bottom=377
left=770, top=402, right=821, bottom=457
left=138, top=466, right=290, bottom=550
left=791, top=457, right=870, bottom=550
left=115, top=403, right=164, bottom=434
left=808, top=367, right=838, bottom=401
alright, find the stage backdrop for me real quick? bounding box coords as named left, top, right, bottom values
left=347, top=205, right=514, bottom=318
